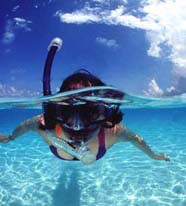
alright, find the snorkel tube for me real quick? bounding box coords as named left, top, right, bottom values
left=42, top=38, right=96, bottom=164
left=43, top=37, right=62, bottom=96
left=43, top=38, right=63, bottom=130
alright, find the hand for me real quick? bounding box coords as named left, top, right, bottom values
left=0, top=134, right=10, bottom=143
left=154, top=153, right=170, bottom=161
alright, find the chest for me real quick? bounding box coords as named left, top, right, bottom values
left=42, top=128, right=116, bottom=160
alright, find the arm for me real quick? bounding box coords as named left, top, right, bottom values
left=117, top=126, right=170, bottom=161
left=0, top=116, right=39, bottom=143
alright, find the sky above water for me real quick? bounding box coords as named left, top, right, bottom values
left=0, top=0, right=186, bottom=97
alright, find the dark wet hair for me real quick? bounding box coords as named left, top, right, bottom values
left=59, top=69, right=106, bottom=92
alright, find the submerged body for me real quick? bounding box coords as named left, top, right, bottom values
left=38, top=114, right=122, bottom=161
left=0, top=113, right=169, bottom=164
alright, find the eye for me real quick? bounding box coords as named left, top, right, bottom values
left=56, top=105, right=72, bottom=121
left=84, top=105, right=100, bottom=121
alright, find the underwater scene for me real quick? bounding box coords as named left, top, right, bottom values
left=0, top=97, right=186, bottom=206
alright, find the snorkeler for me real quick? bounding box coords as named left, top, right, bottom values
left=0, top=38, right=170, bottom=164
left=0, top=70, right=170, bottom=164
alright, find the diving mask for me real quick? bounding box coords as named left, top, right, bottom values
left=56, top=103, right=107, bottom=127
left=45, top=101, right=110, bottom=127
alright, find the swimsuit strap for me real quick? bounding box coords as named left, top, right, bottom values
left=96, top=127, right=106, bottom=160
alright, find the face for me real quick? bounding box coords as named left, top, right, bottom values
left=56, top=103, right=103, bottom=144
left=57, top=82, right=104, bottom=144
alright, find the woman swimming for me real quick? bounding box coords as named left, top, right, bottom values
left=0, top=70, right=170, bottom=164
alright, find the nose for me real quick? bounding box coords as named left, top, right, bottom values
left=72, top=111, right=84, bottom=131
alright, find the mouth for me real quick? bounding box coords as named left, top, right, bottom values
left=68, top=129, right=90, bottom=138
left=62, top=126, right=98, bottom=143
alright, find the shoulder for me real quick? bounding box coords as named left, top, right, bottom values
left=104, top=123, right=125, bottom=145
left=24, top=114, right=44, bottom=130
left=105, top=123, right=125, bottom=137
left=34, top=114, right=45, bottom=125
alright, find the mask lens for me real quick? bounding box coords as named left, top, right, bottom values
left=55, top=102, right=107, bottom=129
left=56, top=104, right=72, bottom=122
left=82, top=105, right=101, bottom=122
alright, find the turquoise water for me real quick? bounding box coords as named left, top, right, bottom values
left=0, top=107, right=186, bottom=206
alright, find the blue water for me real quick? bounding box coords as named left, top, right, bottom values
left=0, top=108, right=186, bottom=206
